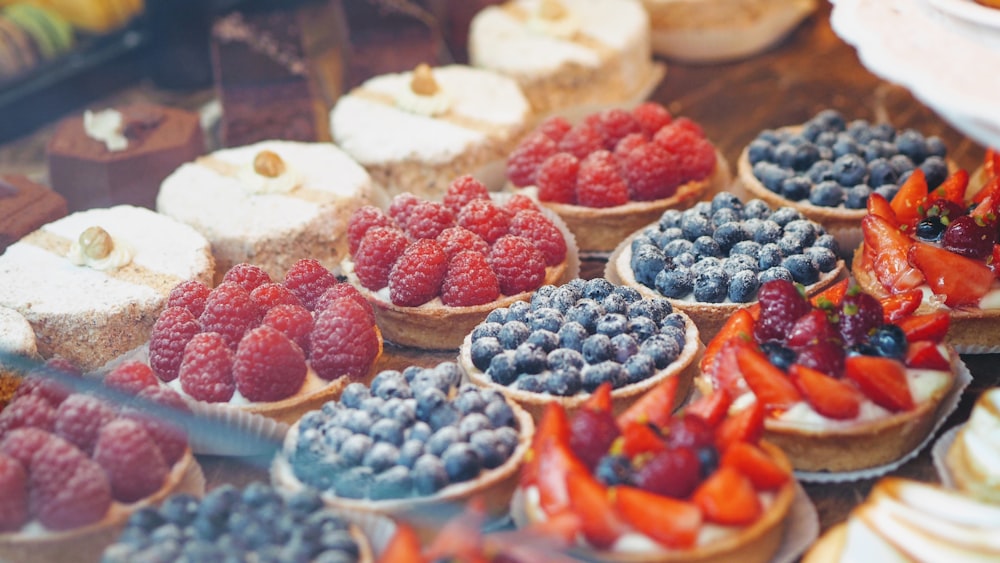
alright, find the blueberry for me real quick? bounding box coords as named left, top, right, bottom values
left=805, top=246, right=838, bottom=273
left=639, top=334, right=681, bottom=369
left=658, top=209, right=683, bottom=230
left=547, top=347, right=585, bottom=371
left=622, top=353, right=656, bottom=384
left=742, top=199, right=772, bottom=219
left=673, top=252, right=697, bottom=268
left=793, top=143, right=821, bottom=171
left=286, top=488, right=324, bottom=517
left=680, top=209, right=714, bottom=239
left=406, top=421, right=433, bottom=443
left=548, top=287, right=579, bottom=313
left=610, top=333, right=639, bottom=363
left=339, top=433, right=373, bottom=466
left=895, top=129, right=928, bottom=163
left=442, top=442, right=482, bottom=482
left=690, top=256, right=721, bottom=277
left=662, top=237, right=695, bottom=258
left=874, top=183, right=900, bottom=202
left=338, top=409, right=369, bottom=435
left=661, top=312, right=687, bottom=332
left=471, top=336, right=502, bottom=371
left=753, top=161, right=793, bottom=192
left=584, top=278, right=615, bottom=301
left=596, top=313, right=628, bottom=338
left=757, top=128, right=784, bottom=144
left=864, top=140, right=896, bottom=162
left=487, top=352, right=519, bottom=385
left=582, top=361, right=626, bottom=391
left=630, top=245, right=667, bottom=287
left=809, top=181, right=845, bottom=207
left=513, top=342, right=547, bottom=374
left=870, top=324, right=907, bottom=359
left=566, top=299, right=602, bottom=332
left=398, top=439, right=425, bottom=468
left=530, top=285, right=557, bottom=308
left=485, top=308, right=508, bottom=324
left=815, top=131, right=837, bottom=147
left=728, top=269, right=760, bottom=303
left=847, top=119, right=874, bottom=143
left=761, top=342, right=796, bottom=371
left=370, top=417, right=405, bottom=446
left=359, top=397, right=385, bottom=419
left=889, top=154, right=916, bottom=176
left=773, top=142, right=797, bottom=168
left=160, top=494, right=199, bottom=527
left=920, top=156, right=949, bottom=190
left=693, top=267, right=729, bottom=303
left=759, top=266, right=794, bottom=284
left=747, top=139, right=774, bottom=164
left=926, top=136, right=947, bottom=158
left=103, top=543, right=142, bottom=562
left=484, top=398, right=515, bottom=428
left=414, top=386, right=447, bottom=420
left=546, top=367, right=583, bottom=396
left=782, top=254, right=819, bottom=284
left=582, top=334, right=613, bottom=364
left=711, top=191, right=744, bottom=213
left=652, top=268, right=691, bottom=298
left=832, top=135, right=861, bottom=159
left=711, top=208, right=741, bottom=229
left=472, top=321, right=503, bottom=341
left=806, top=160, right=836, bottom=183
left=507, top=300, right=531, bottom=322
left=319, top=528, right=361, bottom=558
left=916, top=217, right=946, bottom=242
left=380, top=397, right=415, bottom=427
left=602, top=291, right=630, bottom=315
left=409, top=369, right=450, bottom=397
left=458, top=413, right=492, bottom=439
left=497, top=321, right=530, bottom=350
left=300, top=410, right=326, bottom=433
left=333, top=466, right=373, bottom=499
left=339, top=383, right=369, bottom=409
left=595, top=455, right=634, bottom=487
left=813, top=109, right=846, bottom=131
left=757, top=243, right=784, bottom=271
left=691, top=235, right=721, bottom=259
left=363, top=442, right=399, bottom=473
left=431, top=363, right=463, bottom=389
left=370, top=370, right=411, bottom=401
left=427, top=426, right=461, bottom=457
left=769, top=207, right=804, bottom=226
left=557, top=321, right=588, bottom=352
left=867, top=158, right=899, bottom=187
left=127, top=506, right=165, bottom=533
left=369, top=466, right=412, bottom=500
left=428, top=403, right=460, bottom=430
left=730, top=240, right=762, bottom=261
left=832, top=154, right=868, bottom=187
left=528, top=308, right=564, bottom=333
left=778, top=231, right=809, bottom=256
left=402, top=365, right=423, bottom=383
left=844, top=183, right=873, bottom=209
left=752, top=220, right=783, bottom=245
left=814, top=234, right=840, bottom=254
left=780, top=175, right=812, bottom=201
left=696, top=445, right=721, bottom=479
left=627, top=297, right=670, bottom=322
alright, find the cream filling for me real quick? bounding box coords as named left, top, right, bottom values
left=961, top=388, right=1000, bottom=485
left=166, top=368, right=328, bottom=407
left=67, top=237, right=134, bottom=271
left=394, top=88, right=454, bottom=117
left=83, top=109, right=127, bottom=152
left=234, top=165, right=302, bottom=196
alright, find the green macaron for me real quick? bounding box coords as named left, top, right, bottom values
left=3, top=3, right=73, bottom=60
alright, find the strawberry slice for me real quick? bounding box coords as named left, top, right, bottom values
left=692, top=466, right=762, bottom=526
left=992, top=245, right=1000, bottom=279
left=908, top=242, right=993, bottom=307
left=810, top=278, right=850, bottom=308
left=735, top=343, right=802, bottom=410
left=685, top=389, right=733, bottom=429
left=862, top=215, right=924, bottom=292
left=613, top=486, right=702, bottom=549
left=880, top=289, right=923, bottom=324
left=788, top=364, right=862, bottom=420
left=617, top=374, right=679, bottom=429
left=895, top=311, right=950, bottom=343
left=567, top=471, right=627, bottom=549
left=973, top=175, right=1000, bottom=208
left=715, top=399, right=765, bottom=452
left=582, top=382, right=613, bottom=413
left=890, top=169, right=928, bottom=228
left=707, top=338, right=745, bottom=397
left=521, top=509, right=582, bottom=546
left=536, top=438, right=589, bottom=515
left=701, top=308, right=754, bottom=373
left=720, top=442, right=790, bottom=491
left=844, top=355, right=914, bottom=412
left=619, top=421, right=667, bottom=457
left=905, top=341, right=951, bottom=370
left=986, top=148, right=1000, bottom=181
left=377, top=522, right=424, bottom=563
left=932, top=169, right=969, bottom=205
left=521, top=402, right=571, bottom=487
left=866, top=192, right=898, bottom=225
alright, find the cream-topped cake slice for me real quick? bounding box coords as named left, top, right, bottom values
left=158, top=140, right=374, bottom=281
left=947, top=388, right=1000, bottom=503
left=0, top=205, right=214, bottom=371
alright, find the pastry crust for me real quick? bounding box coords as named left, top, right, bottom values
left=0, top=449, right=205, bottom=563
left=946, top=426, right=1000, bottom=504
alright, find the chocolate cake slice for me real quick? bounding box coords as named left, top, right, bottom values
left=0, top=175, right=67, bottom=252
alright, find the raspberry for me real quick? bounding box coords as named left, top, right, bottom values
left=104, top=360, right=159, bottom=395
left=314, top=284, right=375, bottom=325
left=199, top=282, right=260, bottom=350
left=250, top=282, right=305, bottom=313
left=634, top=447, right=700, bottom=498
left=389, top=239, right=448, bottom=307
left=653, top=121, right=704, bottom=155
left=505, top=194, right=540, bottom=214
left=148, top=306, right=201, bottom=383
left=354, top=226, right=409, bottom=291
left=234, top=326, right=307, bottom=402
left=576, top=150, right=629, bottom=208
left=676, top=138, right=717, bottom=183
left=123, top=386, right=189, bottom=465
left=538, top=115, right=572, bottom=143
left=558, top=123, right=604, bottom=160
left=310, top=301, right=380, bottom=381
left=282, top=258, right=338, bottom=311
left=0, top=453, right=27, bottom=531
left=458, top=199, right=511, bottom=244
left=632, top=102, right=673, bottom=137
left=509, top=210, right=567, bottom=266
left=262, top=303, right=313, bottom=355
left=0, top=428, right=52, bottom=468
left=53, top=394, right=116, bottom=455
left=569, top=408, right=620, bottom=469
left=795, top=341, right=846, bottom=376
left=348, top=205, right=396, bottom=255
left=671, top=116, right=705, bottom=138
left=29, top=436, right=111, bottom=530
left=166, top=280, right=211, bottom=318
left=441, top=250, right=500, bottom=307
left=179, top=332, right=236, bottom=403
left=839, top=288, right=884, bottom=346
left=222, top=263, right=273, bottom=293
left=535, top=153, right=579, bottom=204
left=595, top=108, right=642, bottom=150
left=93, top=419, right=168, bottom=503
left=613, top=132, right=648, bottom=160
left=388, top=193, right=421, bottom=229
left=754, top=280, right=813, bottom=343
left=0, top=395, right=55, bottom=435
left=13, top=358, right=80, bottom=407
left=507, top=132, right=558, bottom=187
left=405, top=201, right=456, bottom=240
left=437, top=226, right=490, bottom=260
left=620, top=141, right=683, bottom=201
left=489, top=235, right=547, bottom=295
left=444, top=175, right=490, bottom=215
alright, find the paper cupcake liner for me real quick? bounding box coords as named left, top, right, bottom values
left=932, top=424, right=961, bottom=489
left=951, top=342, right=1000, bottom=355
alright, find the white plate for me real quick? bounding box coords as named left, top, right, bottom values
left=929, top=0, right=1000, bottom=31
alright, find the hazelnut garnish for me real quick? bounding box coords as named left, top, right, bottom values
left=253, top=150, right=286, bottom=178
left=539, top=0, right=568, bottom=20
left=79, top=226, right=113, bottom=260
left=410, top=63, right=440, bottom=96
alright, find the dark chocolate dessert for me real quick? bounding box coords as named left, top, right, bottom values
left=0, top=175, right=67, bottom=252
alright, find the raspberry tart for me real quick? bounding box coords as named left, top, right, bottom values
left=738, top=109, right=953, bottom=253
left=698, top=278, right=961, bottom=473
left=146, top=260, right=383, bottom=424
left=514, top=378, right=796, bottom=562
left=157, top=140, right=375, bottom=282
left=945, top=388, right=1000, bottom=503
left=606, top=192, right=845, bottom=340
left=343, top=177, right=576, bottom=350
left=271, top=363, right=534, bottom=527
left=0, top=361, right=204, bottom=563
left=507, top=104, right=731, bottom=253
left=459, top=278, right=701, bottom=421
left=331, top=64, right=531, bottom=199
left=0, top=205, right=214, bottom=371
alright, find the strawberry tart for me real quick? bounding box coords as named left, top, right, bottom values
left=157, top=140, right=374, bottom=282
left=945, top=388, right=1000, bottom=503
left=515, top=378, right=797, bottom=562
left=0, top=205, right=214, bottom=371
left=506, top=103, right=730, bottom=253
left=468, top=0, right=658, bottom=117
left=698, top=278, right=961, bottom=473
left=343, top=177, right=576, bottom=350
left=330, top=64, right=532, bottom=199
left=0, top=360, right=203, bottom=563
left=146, top=260, right=383, bottom=424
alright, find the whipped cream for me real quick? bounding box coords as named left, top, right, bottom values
left=234, top=164, right=302, bottom=195
left=394, top=88, right=453, bottom=117
left=525, top=0, right=581, bottom=38
left=67, top=227, right=134, bottom=271
left=83, top=109, right=128, bottom=152
left=959, top=388, right=1000, bottom=486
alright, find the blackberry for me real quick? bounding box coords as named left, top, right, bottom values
left=557, top=321, right=589, bottom=352
left=761, top=342, right=796, bottom=372
left=747, top=139, right=774, bottom=164
left=867, top=158, right=899, bottom=186
left=809, top=181, right=845, bottom=207
left=412, top=454, right=449, bottom=495
left=844, top=184, right=873, bottom=209
left=470, top=336, right=503, bottom=371
left=759, top=266, right=794, bottom=284
left=623, top=354, right=656, bottom=384
left=713, top=221, right=749, bottom=252
left=566, top=299, right=603, bottom=332
left=742, top=198, right=772, bottom=219
left=920, top=156, right=949, bottom=189
left=596, top=454, right=634, bottom=486
left=362, top=442, right=400, bottom=473
left=692, top=236, right=722, bottom=259
left=869, top=325, right=907, bottom=360
left=807, top=160, right=836, bottom=183
left=781, top=176, right=812, bottom=201
left=582, top=362, right=626, bottom=391
left=758, top=243, right=784, bottom=271
left=582, top=334, right=613, bottom=364
left=782, top=254, right=820, bottom=285
left=596, top=313, right=628, bottom=337
left=626, top=316, right=658, bottom=342
left=526, top=329, right=559, bottom=352
left=693, top=267, right=729, bottom=303
left=728, top=270, right=760, bottom=303
left=513, top=342, right=547, bottom=374
left=546, top=367, right=583, bottom=396
left=631, top=245, right=667, bottom=287
left=640, top=334, right=681, bottom=369
left=442, top=443, right=482, bottom=482
left=663, top=238, right=695, bottom=258
left=654, top=268, right=693, bottom=298
left=498, top=321, right=530, bottom=349
left=805, top=247, right=838, bottom=273
left=680, top=210, right=714, bottom=239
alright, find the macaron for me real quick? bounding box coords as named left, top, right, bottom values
left=3, top=3, right=73, bottom=60
left=0, top=14, right=37, bottom=79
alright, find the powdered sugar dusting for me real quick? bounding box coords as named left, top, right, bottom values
left=0, top=306, right=36, bottom=359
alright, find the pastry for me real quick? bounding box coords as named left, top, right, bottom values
left=0, top=205, right=214, bottom=371
left=459, top=277, right=701, bottom=421
left=0, top=12, right=39, bottom=82
left=468, top=0, right=657, bottom=116
left=157, top=140, right=375, bottom=282
left=606, top=192, right=845, bottom=341
left=506, top=103, right=731, bottom=253
left=147, top=260, right=383, bottom=424
left=697, top=278, right=960, bottom=472
left=270, top=362, right=534, bottom=527
left=804, top=478, right=1000, bottom=562
left=47, top=103, right=205, bottom=212
left=0, top=307, right=36, bottom=409
left=0, top=175, right=66, bottom=252
left=1, top=0, right=140, bottom=33
left=516, top=376, right=796, bottom=562
left=343, top=178, right=576, bottom=350
left=946, top=388, right=1000, bottom=503
left=737, top=109, right=952, bottom=253
left=331, top=63, right=532, bottom=199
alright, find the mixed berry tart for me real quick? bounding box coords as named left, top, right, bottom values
left=698, top=278, right=961, bottom=472
left=459, top=278, right=701, bottom=421
left=737, top=109, right=952, bottom=252
left=945, top=388, right=1000, bottom=503
left=0, top=359, right=203, bottom=563
left=514, top=378, right=796, bottom=562
left=606, top=192, right=845, bottom=340
left=343, top=176, right=576, bottom=350
left=270, top=363, right=534, bottom=527
left=851, top=167, right=1000, bottom=353
left=506, top=103, right=731, bottom=252
left=146, top=260, right=383, bottom=424
left=101, top=483, right=372, bottom=563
